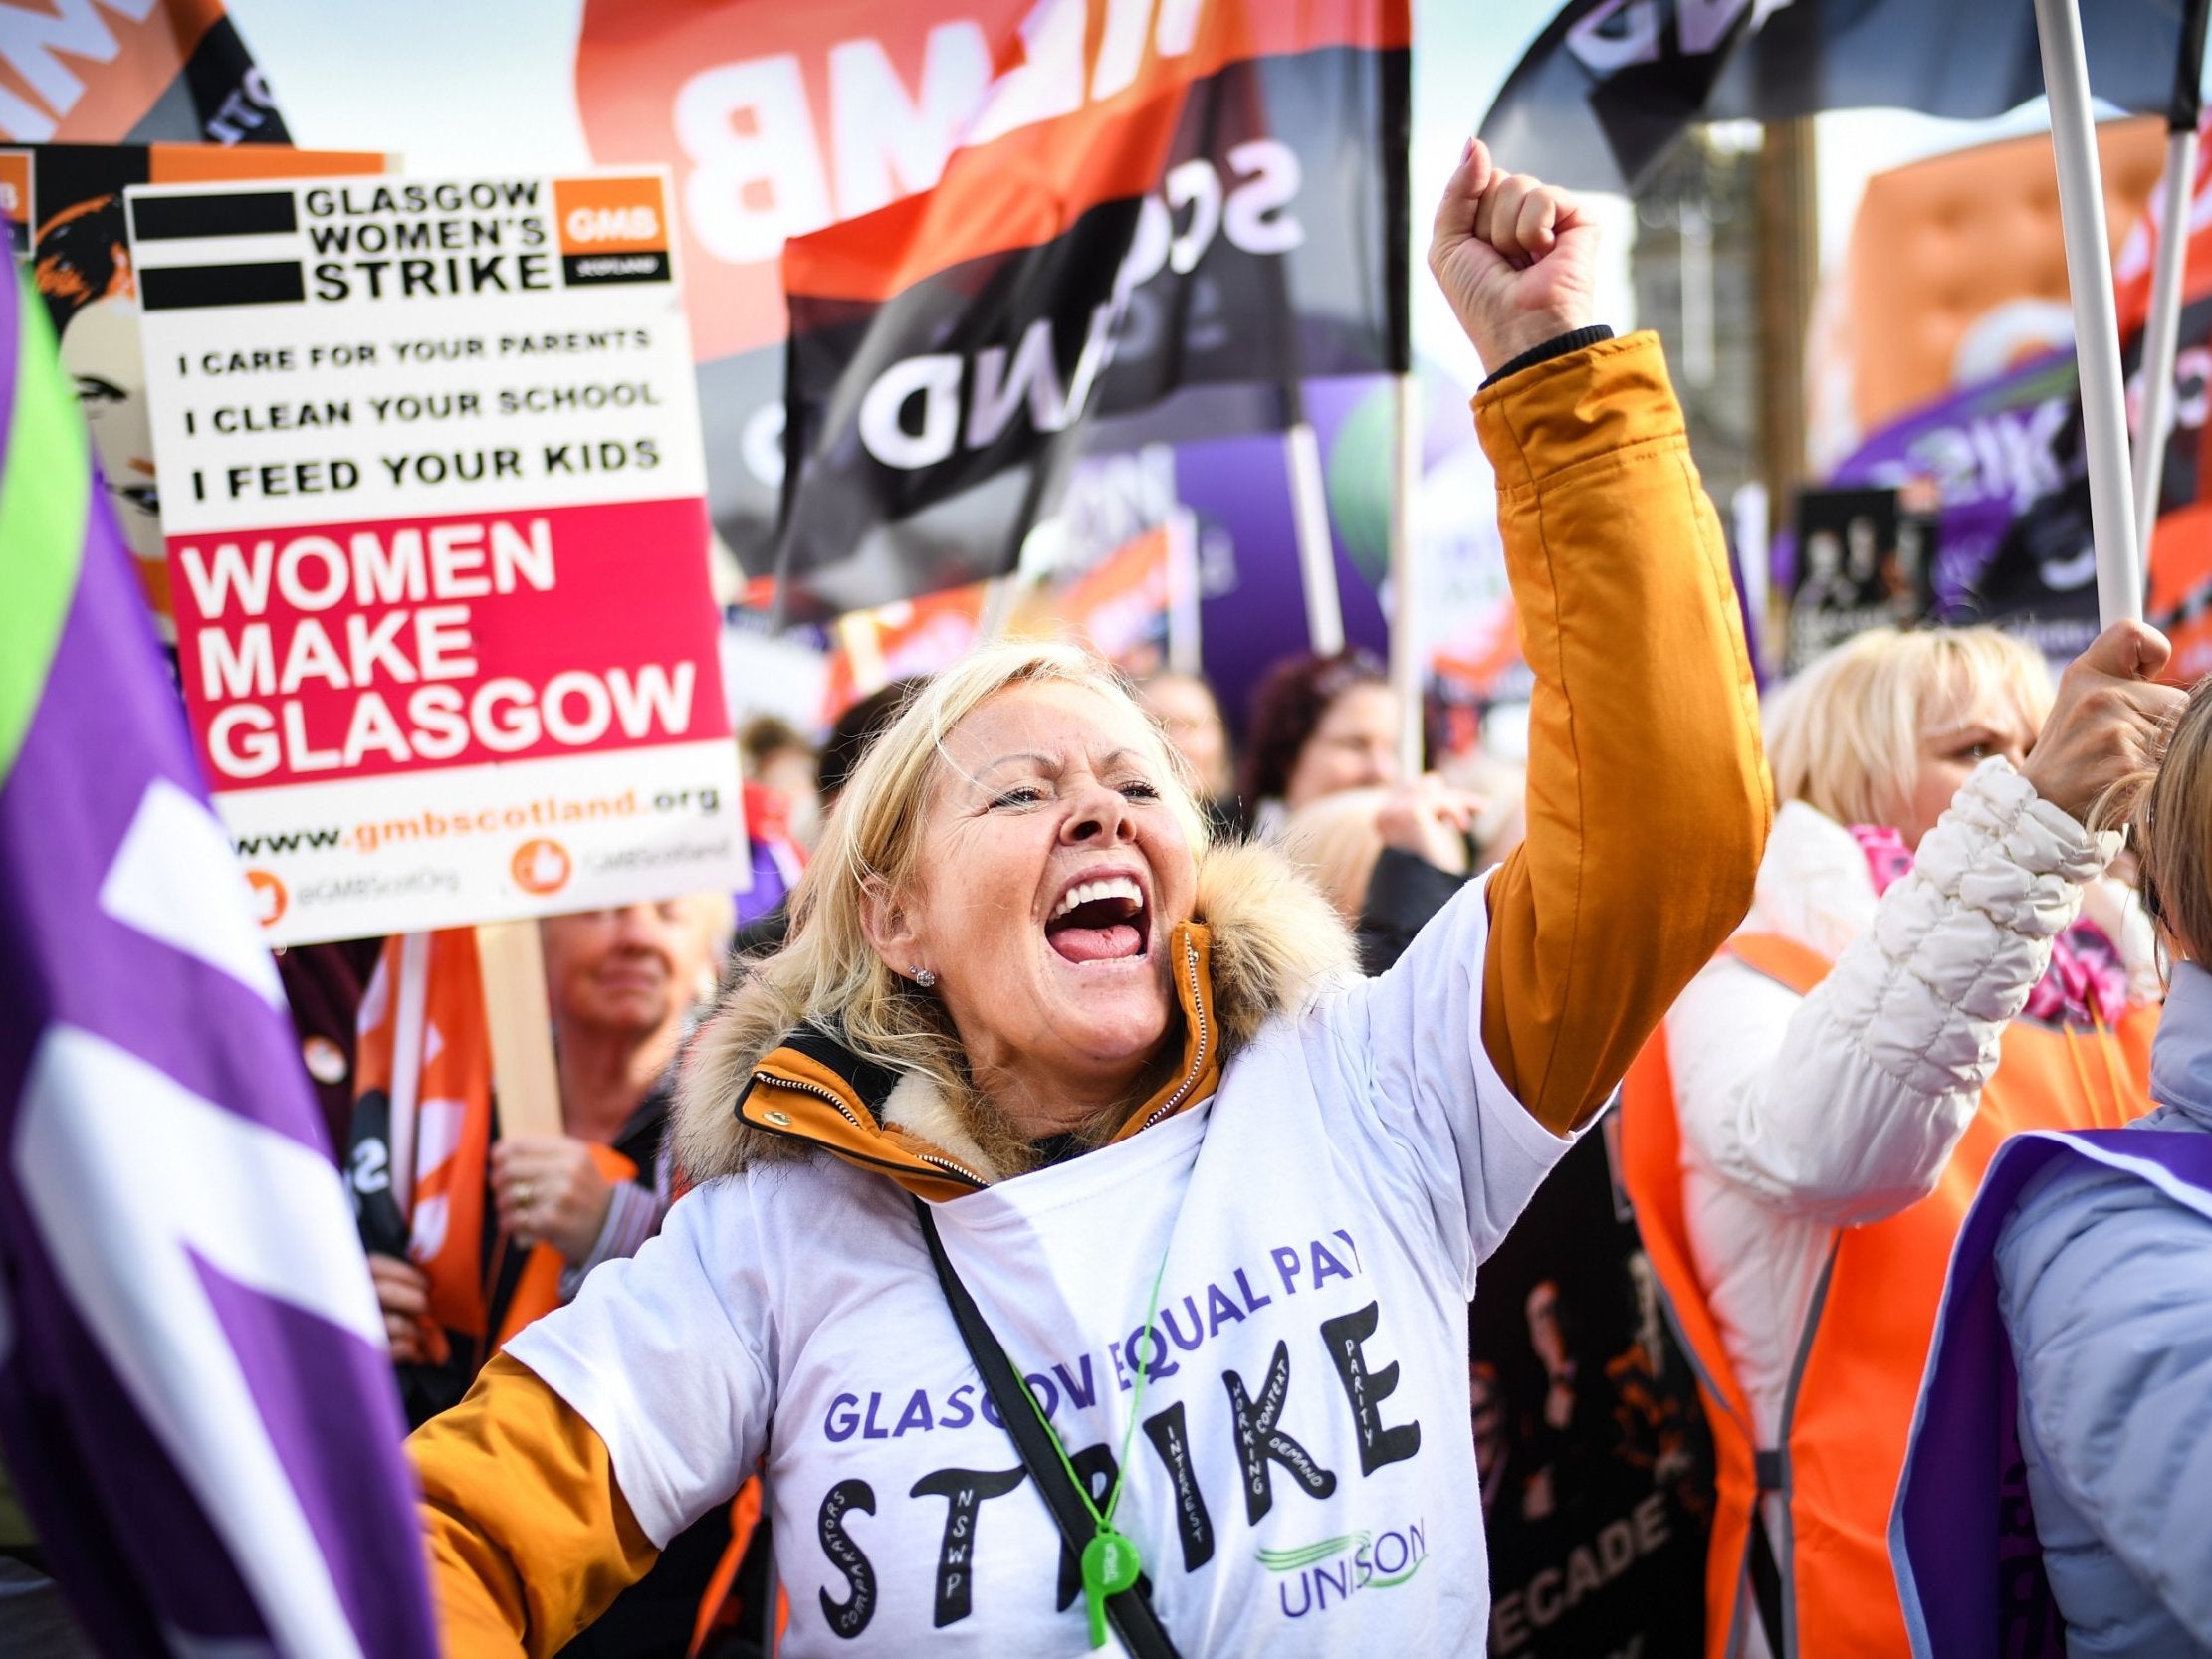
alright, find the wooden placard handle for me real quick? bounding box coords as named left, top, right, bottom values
left=474, top=920, right=562, bottom=1140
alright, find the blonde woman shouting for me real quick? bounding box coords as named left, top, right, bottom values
left=404, top=142, right=1770, bottom=1659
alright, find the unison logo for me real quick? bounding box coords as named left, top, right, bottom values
left=1260, top=1520, right=1428, bottom=1619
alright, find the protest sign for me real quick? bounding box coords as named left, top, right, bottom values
left=1021, top=522, right=1176, bottom=667
left=1470, top=1124, right=1712, bottom=1659
left=0, top=149, right=27, bottom=253
left=1783, top=485, right=1935, bottom=671
left=4, top=143, right=390, bottom=637
left=127, top=169, right=744, bottom=945
left=1823, top=350, right=2105, bottom=664
left=821, top=584, right=991, bottom=721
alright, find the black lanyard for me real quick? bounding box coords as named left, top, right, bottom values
left=913, top=1197, right=1186, bottom=1659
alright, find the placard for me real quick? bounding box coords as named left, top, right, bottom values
left=128, top=170, right=745, bottom=944
left=1785, top=485, right=1936, bottom=673
left=1470, top=1123, right=1712, bottom=1659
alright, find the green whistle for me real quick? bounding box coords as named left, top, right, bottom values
left=1080, top=1528, right=1141, bottom=1648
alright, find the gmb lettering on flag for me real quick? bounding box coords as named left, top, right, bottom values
left=573, top=0, right=1410, bottom=616
left=0, top=0, right=289, bottom=147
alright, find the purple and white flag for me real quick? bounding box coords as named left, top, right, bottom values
left=0, top=268, right=437, bottom=1655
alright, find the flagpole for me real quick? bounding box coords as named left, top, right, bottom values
left=1166, top=506, right=1203, bottom=675
left=2034, top=0, right=2143, bottom=625
left=1388, top=373, right=1423, bottom=778
left=978, top=574, right=1022, bottom=641
left=2135, top=125, right=2197, bottom=562
left=474, top=921, right=563, bottom=1141
left=1285, top=417, right=1347, bottom=654
left=387, top=932, right=431, bottom=1219
left=2131, top=0, right=2212, bottom=573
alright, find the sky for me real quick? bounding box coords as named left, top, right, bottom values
left=227, top=0, right=2127, bottom=392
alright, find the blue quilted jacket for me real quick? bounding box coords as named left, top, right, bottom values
left=1995, top=961, right=2212, bottom=1656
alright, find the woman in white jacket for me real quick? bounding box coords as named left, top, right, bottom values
left=1623, top=621, right=2180, bottom=1659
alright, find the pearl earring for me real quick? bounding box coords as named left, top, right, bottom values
left=910, top=965, right=937, bottom=988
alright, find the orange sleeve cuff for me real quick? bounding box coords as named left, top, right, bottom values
left=410, top=1352, right=660, bottom=1659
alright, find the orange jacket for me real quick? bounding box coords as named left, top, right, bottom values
left=1622, top=935, right=2152, bottom=1659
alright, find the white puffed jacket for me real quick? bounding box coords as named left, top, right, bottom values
left=1661, top=756, right=2151, bottom=1456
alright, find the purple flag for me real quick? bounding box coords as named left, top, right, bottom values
left=0, top=270, right=437, bottom=1655
left=1824, top=348, right=2103, bottom=662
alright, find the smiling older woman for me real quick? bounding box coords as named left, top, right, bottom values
left=408, top=141, right=1772, bottom=1658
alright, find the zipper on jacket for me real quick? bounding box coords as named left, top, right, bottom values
left=1135, top=935, right=1211, bottom=1134
left=753, top=932, right=1209, bottom=1179
left=749, top=1067, right=988, bottom=1189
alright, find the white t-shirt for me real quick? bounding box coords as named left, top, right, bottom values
left=512, top=880, right=1572, bottom=1656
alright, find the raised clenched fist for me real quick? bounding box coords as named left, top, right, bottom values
left=1428, top=138, right=1598, bottom=372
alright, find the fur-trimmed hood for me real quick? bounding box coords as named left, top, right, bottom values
left=673, top=838, right=1356, bottom=1193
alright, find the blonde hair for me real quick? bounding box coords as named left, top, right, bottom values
left=1278, top=787, right=1392, bottom=925
left=701, top=640, right=1210, bottom=1159
left=1765, top=626, right=2053, bottom=828
left=2104, top=677, right=2212, bottom=963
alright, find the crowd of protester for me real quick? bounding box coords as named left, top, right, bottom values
left=13, top=137, right=2212, bottom=1659
left=377, top=139, right=2195, bottom=1659
left=330, top=559, right=2195, bottom=1659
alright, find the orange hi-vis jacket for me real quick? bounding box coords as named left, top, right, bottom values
left=1622, top=934, right=2153, bottom=1659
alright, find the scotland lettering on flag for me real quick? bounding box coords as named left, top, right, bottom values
left=0, top=272, right=436, bottom=1656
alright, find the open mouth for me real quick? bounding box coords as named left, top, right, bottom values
left=1045, top=874, right=1151, bottom=965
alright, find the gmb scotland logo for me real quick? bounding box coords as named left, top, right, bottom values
left=1260, top=1520, right=1428, bottom=1618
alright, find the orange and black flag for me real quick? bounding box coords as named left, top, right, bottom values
left=345, top=932, right=635, bottom=1413
left=0, top=0, right=290, bottom=151
left=775, top=0, right=1409, bottom=618
left=346, top=931, right=498, bottom=1366
left=574, top=0, right=1409, bottom=618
